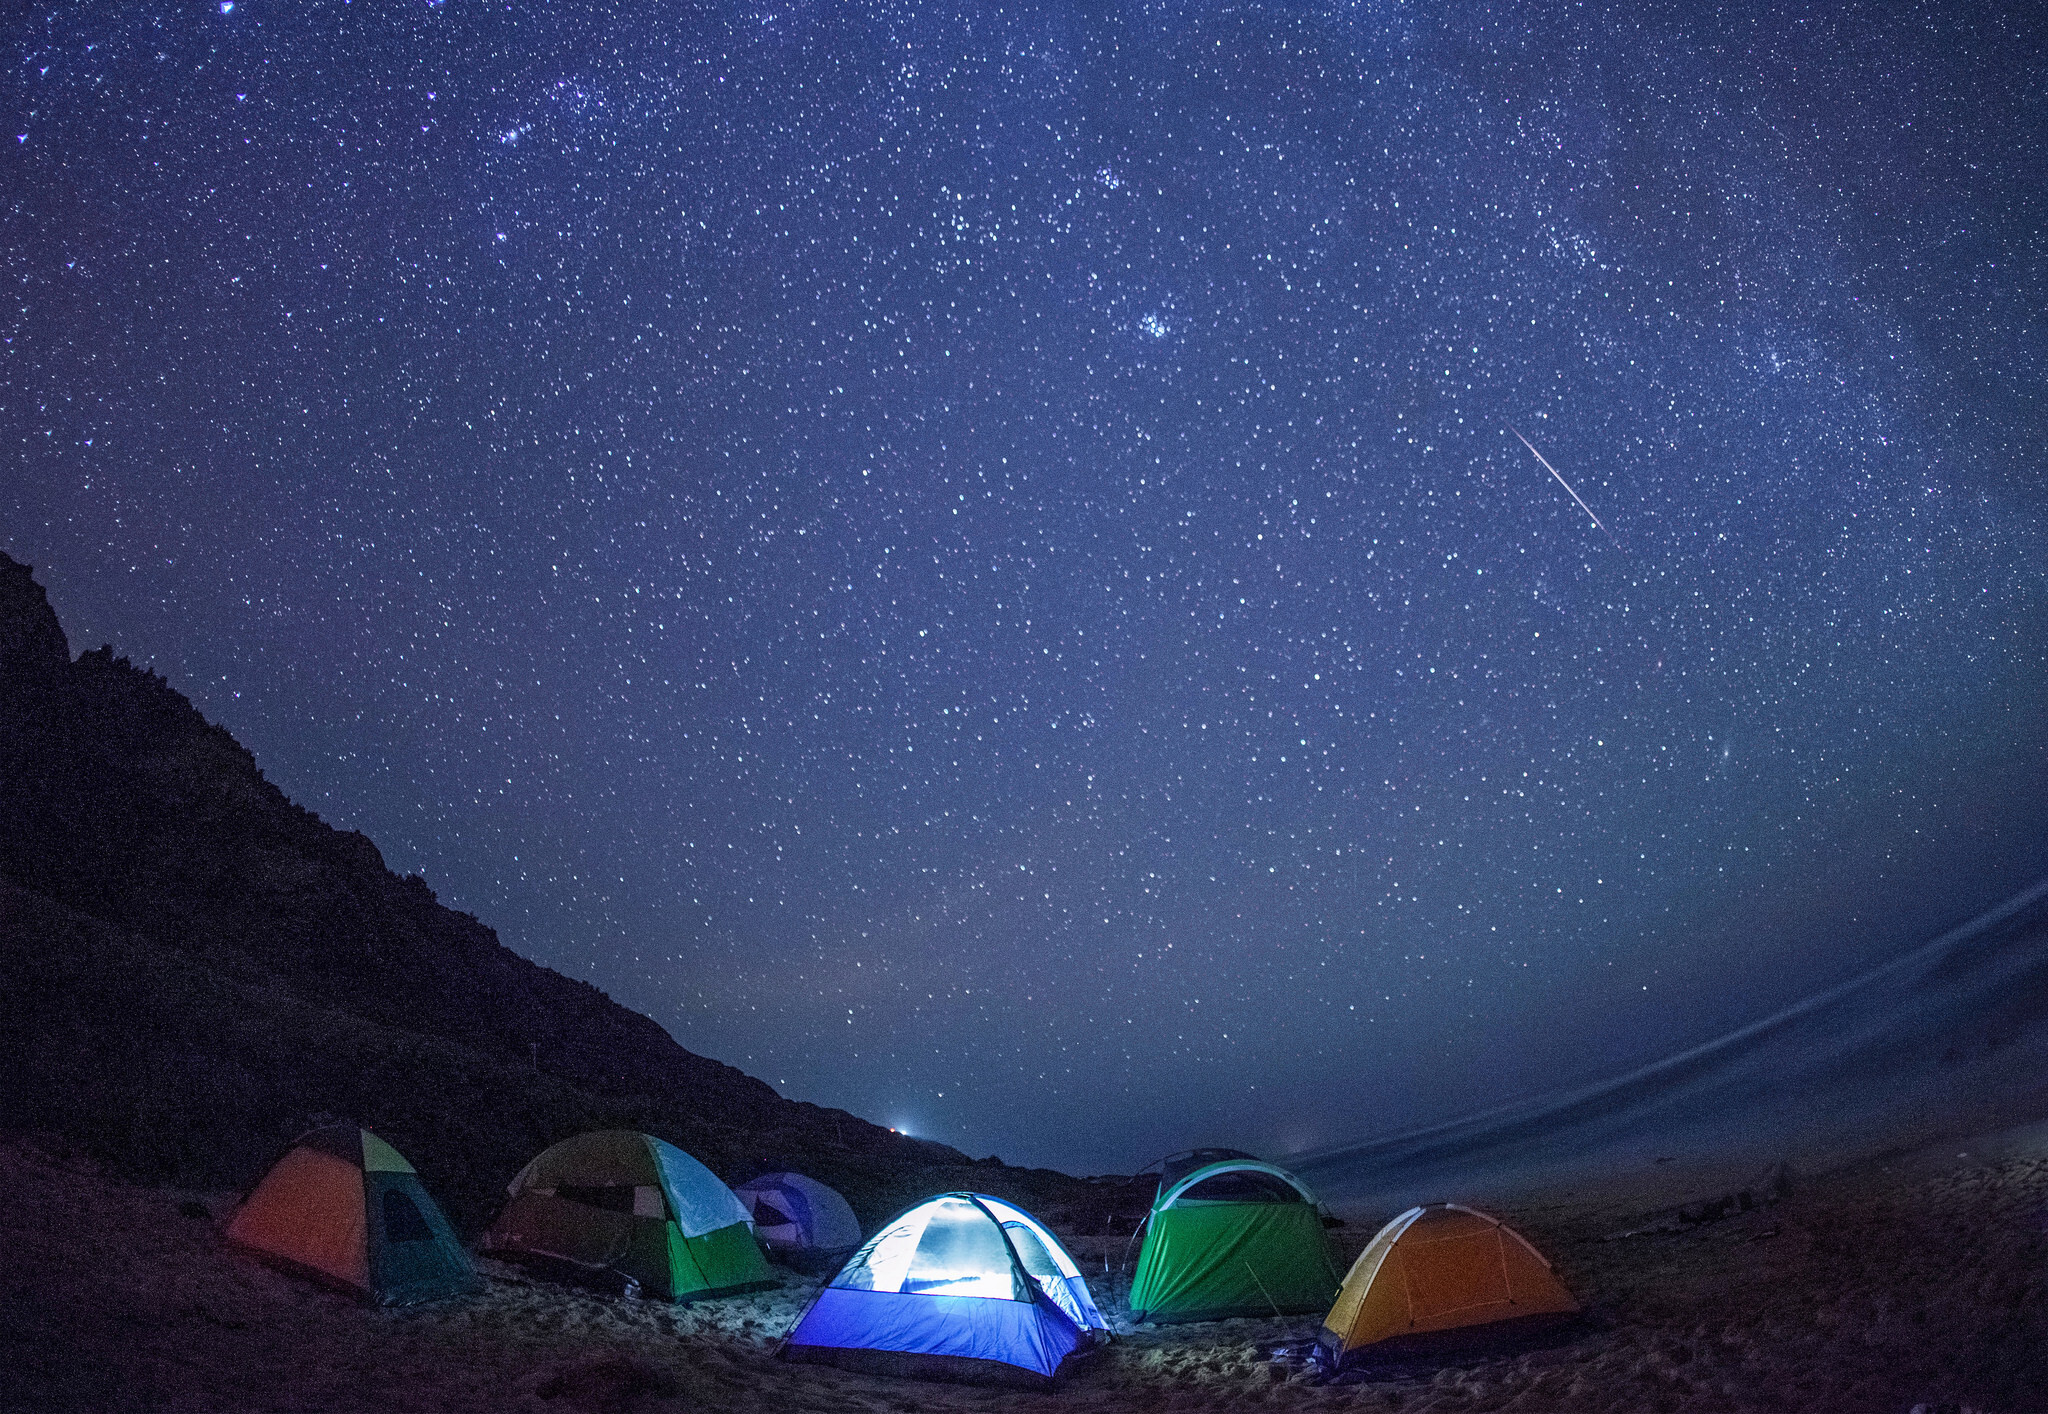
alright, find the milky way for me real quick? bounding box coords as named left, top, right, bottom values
left=6, top=1, right=2046, bottom=1171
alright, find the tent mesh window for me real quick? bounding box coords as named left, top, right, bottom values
left=752, top=1198, right=795, bottom=1226
left=835, top=1198, right=1027, bottom=1301
left=1003, top=1221, right=1087, bottom=1325
left=557, top=1184, right=638, bottom=1215
left=382, top=1189, right=435, bottom=1244
left=1175, top=1169, right=1301, bottom=1204
left=902, top=1202, right=1016, bottom=1297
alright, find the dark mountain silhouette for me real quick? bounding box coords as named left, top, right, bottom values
left=0, top=553, right=1121, bottom=1232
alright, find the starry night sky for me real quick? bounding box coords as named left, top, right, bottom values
left=6, top=1, right=2047, bottom=1173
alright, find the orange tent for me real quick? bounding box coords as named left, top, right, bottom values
left=1316, top=1203, right=1577, bottom=1367
left=225, top=1125, right=479, bottom=1305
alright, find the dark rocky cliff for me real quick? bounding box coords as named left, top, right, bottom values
left=0, top=554, right=1117, bottom=1231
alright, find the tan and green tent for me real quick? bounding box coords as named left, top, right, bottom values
left=483, top=1130, right=772, bottom=1300
left=1316, top=1203, right=1578, bottom=1367
left=225, top=1124, right=479, bottom=1305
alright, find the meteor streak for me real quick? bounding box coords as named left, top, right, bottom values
left=1509, top=424, right=1624, bottom=551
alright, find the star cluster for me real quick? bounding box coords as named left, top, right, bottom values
left=6, top=0, right=2046, bottom=1171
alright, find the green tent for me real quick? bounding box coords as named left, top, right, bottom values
left=1127, top=1155, right=1339, bottom=1324
left=483, top=1130, right=773, bottom=1300
left=225, top=1125, right=480, bottom=1306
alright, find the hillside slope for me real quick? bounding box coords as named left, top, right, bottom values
left=0, top=553, right=1106, bottom=1229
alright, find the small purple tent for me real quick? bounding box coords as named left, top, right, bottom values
left=733, top=1172, right=862, bottom=1271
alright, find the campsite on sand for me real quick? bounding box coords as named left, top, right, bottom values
left=6, top=1125, right=2046, bottom=1414
left=6, top=557, right=2046, bottom=1414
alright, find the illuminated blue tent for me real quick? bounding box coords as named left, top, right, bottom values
left=778, top=1192, right=1110, bottom=1387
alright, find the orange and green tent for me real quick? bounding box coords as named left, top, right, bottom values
left=1316, top=1203, right=1578, bottom=1367
left=483, top=1130, right=772, bottom=1300
left=225, top=1124, right=479, bottom=1305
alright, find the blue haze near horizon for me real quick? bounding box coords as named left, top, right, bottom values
left=5, top=0, right=2046, bottom=1174
left=1295, top=876, right=2048, bottom=1207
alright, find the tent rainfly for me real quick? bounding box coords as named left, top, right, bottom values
left=1317, top=1203, right=1580, bottom=1367
left=1126, top=1155, right=1340, bottom=1324
left=483, top=1130, right=772, bottom=1300
left=780, top=1192, right=1110, bottom=1386
left=733, top=1172, right=863, bottom=1271
left=224, top=1124, right=479, bottom=1306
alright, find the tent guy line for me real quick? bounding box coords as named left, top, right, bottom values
left=1508, top=424, right=1626, bottom=553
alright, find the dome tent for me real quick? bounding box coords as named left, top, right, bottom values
left=1317, top=1203, right=1579, bottom=1368
left=733, top=1171, right=863, bottom=1271
left=483, top=1130, right=771, bottom=1300
left=779, top=1192, right=1109, bottom=1387
left=1127, top=1156, right=1340, bottom=1324
left=224, top=1124, right=479, bottom=1306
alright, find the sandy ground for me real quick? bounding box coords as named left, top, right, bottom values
left=3, top=1132, right=2044, bottom=1414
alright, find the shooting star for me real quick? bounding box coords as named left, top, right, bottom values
left=1509, top=424, right=1625, bottom=552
